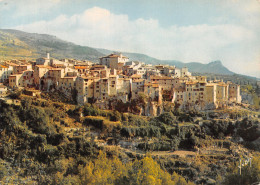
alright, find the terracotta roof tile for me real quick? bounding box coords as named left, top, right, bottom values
left=0, top=65, right=8, bottom=68
left=75, top=66, right=88, bottom=69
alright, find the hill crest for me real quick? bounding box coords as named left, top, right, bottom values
left=0, top=29, right=235, bottom=75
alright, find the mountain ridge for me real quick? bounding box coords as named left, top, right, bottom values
left=96, top=48, right=234, bottom=75
left=0, top=28, right=249, bottom=76
left=0, top=29, right=104, bottom=61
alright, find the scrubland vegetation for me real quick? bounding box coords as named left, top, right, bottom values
left=0, top=92, right=259, bottom=184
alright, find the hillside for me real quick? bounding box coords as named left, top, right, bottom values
left=0, top=29, right=238, bottom=76
left=0, top=92, right=259, bottom=184
left=0, top=29, right=103, bottom=61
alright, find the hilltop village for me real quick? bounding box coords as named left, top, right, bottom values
left=0, top=53, right=241, bottom=116
left=1, top=54, right=260, bottom=185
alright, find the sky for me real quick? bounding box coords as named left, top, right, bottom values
left=0, top=0, right=260, bottom=78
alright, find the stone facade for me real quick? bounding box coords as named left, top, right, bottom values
left=4, top=53, right=242, bottom=116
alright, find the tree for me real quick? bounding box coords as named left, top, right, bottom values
left=222, top=155, right=260, bottom=185
left=8, top=90, right=22, bottom=99
left=158, top=112, right=176, bottom=125
left=110, top=110, right=121, bottom=122
left=130, top=156, right=179, bottom=185
left=78, top=151, right=128, bottom=184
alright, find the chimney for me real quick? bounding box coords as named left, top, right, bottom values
left=47, top=53, right=50, bottom=59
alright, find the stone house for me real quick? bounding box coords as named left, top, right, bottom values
left=8, top=74, right=23, bottom=88
left=228, top=83, right=241, bottom=103
left=13, top=64, right=32, bottom=74
left=0, top=64, right=13, bottom=83
left=100, top=53, right=129, bottom=70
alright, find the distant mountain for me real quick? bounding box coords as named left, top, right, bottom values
left=0, top=29, right=238, bottom=76
left=97, top=48, right=234, bottom=75
left=172, top=60, right=234, bottom=75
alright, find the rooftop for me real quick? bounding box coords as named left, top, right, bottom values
left=133, top=79, right=144, bottom=83
left=74, top=66, right=88, bottom=69
left=131, top=74, right=142, bottom=78
left=48, top=68, right=63, bottom=71
left=35, top=65, right=52, bottom=69
left=185, top=81, right=197, bottom=85
left=0, top=65, right=8, bottom=68
left=150, top=75, right=174, bottom=80
left=100, top=53, right=128, bottom=59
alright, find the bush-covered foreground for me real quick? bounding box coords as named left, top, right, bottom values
left=0, top=95, right=260, bottom=184
left=0, top=98, right=193, bottom=184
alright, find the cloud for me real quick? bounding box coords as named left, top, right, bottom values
left=15, top=6, right=260, bottom=77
